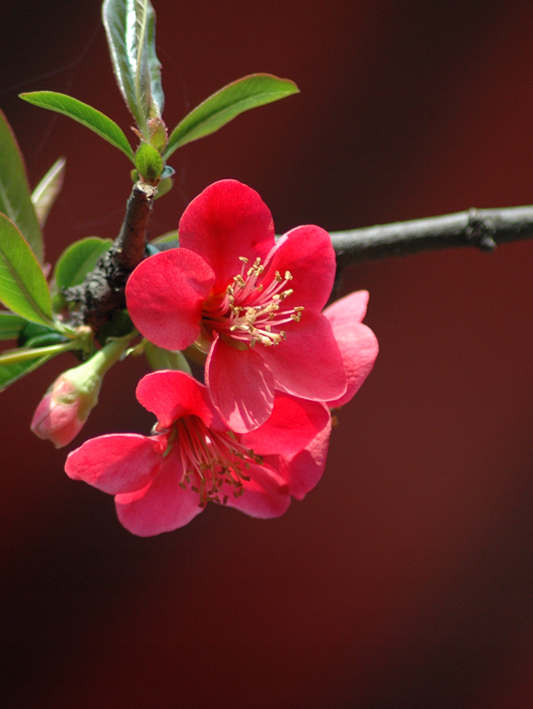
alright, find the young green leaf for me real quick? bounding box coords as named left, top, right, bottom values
left=0, top=109, right=43, bottom=262
left=20, top=92, right=135, bottom=162
left=0, top=312, right=27, bottom=341
left=54, top=237, right=113, bottom=290
left=164, top=74, right=300, bottom=160
left=32, top=157, right=66, bottom=227
left=102, top=0, right=164, bottom=135
left=0, top=214, right=53, bottom=326
left=135, top=142, right=163, bottom=182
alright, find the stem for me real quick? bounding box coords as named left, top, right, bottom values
left=0, top=340, right=79, bottom=366
left=330, top=205, right=533, bottom=266
left=65, top=181, right=157, bottom=334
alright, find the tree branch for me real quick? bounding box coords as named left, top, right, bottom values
left=330, top=205, right=533, bottom=267
left=65, top=182, right=157, bottom=334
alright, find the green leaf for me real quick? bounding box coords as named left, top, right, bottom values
left=54, top=237, right=113, bottom=290
left=135, top=142, right=163, bottom=181
left=32, top=157, right=66, bottom=227
left=102, top=0, right=164, bottom=135
left=0, top=214, right=53, bottom=326
left=164, top=74, right=300, bottom=160
left=0, top=352, right=56, bottom=391
left=20, top=92, right=135, bottom=162
left=17, top=321, right=67, bottom=348
left=0, top=109, right=43, bottom=262
left=0, top=312, right=27, bottom=341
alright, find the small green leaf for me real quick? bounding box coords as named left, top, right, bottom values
left=0, top=109, right=43, bottom=262
left=102, top=0, right=164, bottom=135
left=164, top=74, right=300, bottom=160
left=0, top=312, right=27, bottom=341
left=0, top=340, right=78, bottom=392
left=135, top=142, right=163, bottom=181
left=0, top=214, right=53, bottom=326
left=32, top=157, right=66, bottom=227
left=20, top=92, right=135, bottom=162
left=54, top=237, right=113, bottom=290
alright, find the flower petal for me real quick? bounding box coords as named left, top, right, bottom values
left=242, top=394, right=331, bottom=457
left=65, top=433, right=162, bottom=495
left=263, top=225, right=336, bottom=313
left=206, top=336, right=276, bottom=433
left=272, top=414, right=332, bottom=500
left=260, top=314, right=347, bottom=401
left=223, top=463, right=291, bottom=519
left=115, top=449, right=202, bottom=536
left=136, top=370, right=221, bottom=430
left=323, top=291, right=379, bottom=408
left=179, top=180, right=275, bottom=292
left=126, top=248, right=215, bottom=351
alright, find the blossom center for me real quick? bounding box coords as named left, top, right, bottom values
left=166, top=415, right=262, bottom=507
left=200, top=257, right=304, bottom=349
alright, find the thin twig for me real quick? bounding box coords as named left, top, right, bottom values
left=330, top=205, right=533, bottom=267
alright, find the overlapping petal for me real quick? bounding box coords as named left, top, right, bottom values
left=126, top=248, right=214, bottom=351
left=179, top=179, right=275, bottom=291
left=323, top=291, right=379, bottom=408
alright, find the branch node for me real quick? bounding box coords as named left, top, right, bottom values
left=465, top=208, right=497, bottom=253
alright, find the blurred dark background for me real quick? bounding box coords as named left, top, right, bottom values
left=2, top=0, right=533, bottom=706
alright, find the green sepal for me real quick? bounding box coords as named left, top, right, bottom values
left=0, top=214, right=53, bottom=326
left=144, top=341, right=192, bottom=374
left=0, top=109, right=43, bottom=262
left=20, top=92, right=135, bottom=162
left=164, top=74, right=300, bottom=160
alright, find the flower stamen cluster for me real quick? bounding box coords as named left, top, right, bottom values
left=168, top=415, right=261, bottom=507
left=201, top=256, right=304, bottom=349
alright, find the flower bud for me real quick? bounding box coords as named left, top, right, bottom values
left=31, top=336, right=131, bottom=448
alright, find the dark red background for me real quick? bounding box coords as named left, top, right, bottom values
left=2, top=1, right=533, bottom=707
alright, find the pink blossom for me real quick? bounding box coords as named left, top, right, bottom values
left=65, top=370, right=331, bottom=536
left=126, top=179, right=346, bottom=433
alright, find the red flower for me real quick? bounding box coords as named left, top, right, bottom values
left=126, top=179, right=346, bottom=433
left=65, top=370, right=331, bottom=537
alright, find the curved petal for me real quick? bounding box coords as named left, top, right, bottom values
left=126, top=248, right=215, bottom=351
left=242, top=395, right=331, bottom=457
left=206, top=336, right=275, bottom=433
left=272, top=414, right=332, bottom=500
left=262, top=225, right=336, bottom=314
left=323, top=291, right=379, bottom=408
left=179, top=180, right=275, bottom=292
left=223, top=463, right=291, bottom=519
left=323, top=290, right=369, bottom=325
left=115, top=448, right=202, bottom=536
left=260, top=315, right=346, bottom=402
left=65, top=433, right=163, bottom=495
left=136, top=370, right=221, bottom=430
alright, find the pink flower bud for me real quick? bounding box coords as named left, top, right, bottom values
left=31, top=370, right=101, bottom=449
left=31, top=335, right=132, bottom=448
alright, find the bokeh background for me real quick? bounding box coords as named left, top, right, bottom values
left=2, top=0, right=533, bottom=706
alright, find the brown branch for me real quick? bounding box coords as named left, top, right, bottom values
left=330, top=205, right=533, bottom=267
left=65, top=181, right=157, bottom=334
